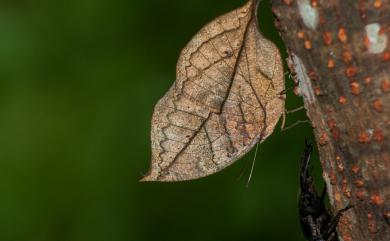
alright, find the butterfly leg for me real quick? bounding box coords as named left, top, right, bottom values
left=325, top=232, right=337, bottom=241
left=280, top=105, right=312, bottom=131
left=278, top=77, right=300, bottom=97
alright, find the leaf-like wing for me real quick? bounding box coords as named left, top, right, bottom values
left=141, top=0, right=284, bottom=182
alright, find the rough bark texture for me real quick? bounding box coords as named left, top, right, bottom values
left=270, top=1, right=390, bottom=241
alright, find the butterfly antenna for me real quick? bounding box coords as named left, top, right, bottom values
left=246, top=143, right=260, bottom=188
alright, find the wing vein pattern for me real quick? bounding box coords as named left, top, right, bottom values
left=142, top=0, right=285, bottom=182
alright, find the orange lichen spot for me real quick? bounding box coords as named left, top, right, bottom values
left=359, top=132, right=370, bottom=143
left=338, top=27, right=348, bottom=43
left=297, top=30, right=305, bottom=39
left=327, top=58, right=335, bottom=69
left=308, top=70, right=318, bottom=80
left=345, top=66, right=358, bottom=77
left=358, top=0, right=367, bottom=19
left=331, top=127, right=341, bottom=140
left=379, top=26, right=386, bottom=35
left=337, top=162, right=344, bottom=172
left=381, top=79, right=390, bottom=93
left=344, top=189, right=352, bottom=198
left=371, top=194, right=384, bottom=205
left=344, top=191, right=352, bottom=198
left=360, top=13, right=367, bottom=21
left=352, top=165, right=360, bottom=174
left=367, top=213, right=377, bottom=233
left=311, top=0, right=318, bottom=7
left=341, top=216, right=350, bottom=225
left=334, top=191, right=342, bottom=202
left=283, top=0, right=293, bottom=5
left=364, top=76, right=373, bottom=85
left=364, top=35, right=370, bottom=49
left=329, top=172, right=337, bottom=185
left=319, top=15, right=326, bottom=25
left=354, top=179, right=365, bottom=187
left=323, top=31, right=333, bottom=45
left=372, top=99, right=383, bottom=112
left=314, top=86, right=322, bottom=96
left=383, top=51, right=390, bottom=61
left=384, top=212, right=390, bottom=221
left=336, top=156, right=344, bottom=172
left=339, top=96, right=347, bottom=104
left=342, top=178, right=351, bottom=198
left=374, top=129, right=385, bottom=143
left=319, top=132, right=329, bottom=146
left=342, top=235, right=352, bottom=241
left=356, top=190, right=366, bottom=200
left=350, top=81, right=361, bottom=95
left=368, top=223, right=377, bottom=233
left=327, top=119, right=337, bottom=129
left=342, top=51, right=353, bottom=64
left=374, top=0, right=382, bottom=8
left=368, top=213, right=377, bottom=234
left=304, top=40, right=312, bottom=50
left=365, top=158, right=375, bottom=166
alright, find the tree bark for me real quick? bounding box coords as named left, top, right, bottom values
left=270, top=0, right=390, bottom=241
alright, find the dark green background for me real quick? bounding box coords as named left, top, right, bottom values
left=0, top=1, right=320, bottom=241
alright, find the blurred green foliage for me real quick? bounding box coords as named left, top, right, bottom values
left=0, top=0, right=320, bottom=241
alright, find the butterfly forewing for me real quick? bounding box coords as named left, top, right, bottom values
left=142, top=0, right=284, bottom=182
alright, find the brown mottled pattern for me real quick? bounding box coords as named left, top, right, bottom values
left=141, top=0, right=284, bottom=182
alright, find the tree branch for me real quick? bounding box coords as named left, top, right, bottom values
left=270, top=0, right=390, bottom=240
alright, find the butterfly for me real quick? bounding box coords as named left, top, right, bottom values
left=141, top=0, right=285, bottom=182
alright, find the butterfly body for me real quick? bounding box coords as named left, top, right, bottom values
left=299, top=142, right=352, bottom=241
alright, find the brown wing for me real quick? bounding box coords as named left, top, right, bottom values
left=141, top=0, right=284, bottom=182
